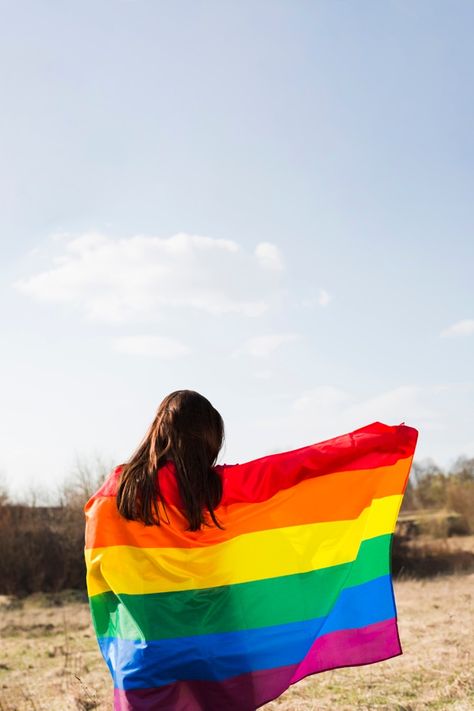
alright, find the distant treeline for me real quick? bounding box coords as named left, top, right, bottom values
left=400, top=456, right=474, bottom=533
left=0, top=504, right=85, bottom=594
left=0, top=455, right=473, bottom=595
left=0, top=456, right=109, bottom=596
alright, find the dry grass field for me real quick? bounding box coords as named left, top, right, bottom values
left=0, top=566, right=473, bottom=710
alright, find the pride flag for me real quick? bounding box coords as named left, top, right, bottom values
left=84, top=421, right=418, bottom=711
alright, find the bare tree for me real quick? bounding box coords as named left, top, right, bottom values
left=18, top=483, right=54, bottom=507
left=0, top=471, right=9, bottom=506
left=59, top=453, right=114, bottom=509
left=449, top=455, right=474, bottom=482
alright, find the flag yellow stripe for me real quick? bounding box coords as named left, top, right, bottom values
left=85, top=494, right=402, bottom=596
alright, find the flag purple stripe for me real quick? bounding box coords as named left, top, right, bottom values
left=113, top=618, right=400, bottom=711
left=290, top=616, right=401, bottom=682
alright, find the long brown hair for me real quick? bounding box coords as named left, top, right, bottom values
left=116, top=390, right=224, bottom=531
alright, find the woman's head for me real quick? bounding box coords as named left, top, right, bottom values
left=148, top=390, right=224, bottom=471
left=116, top=390, right=225, bottom=531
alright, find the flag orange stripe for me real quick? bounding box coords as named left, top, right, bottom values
left=85, top=456, right=412, bottom=550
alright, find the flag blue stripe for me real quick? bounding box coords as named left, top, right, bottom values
left=98, top=575, right=396, bottom=689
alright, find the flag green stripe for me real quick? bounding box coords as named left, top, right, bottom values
left=90, top=534, right=392, bottom=641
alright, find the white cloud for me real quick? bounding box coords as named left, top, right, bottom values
left=248, top=380, right=474, bottom=466
left=300, top=286, right=332, bottom=309
left=15, top=232, right=284, bottom=323
left=113, top=335, right=191, bottom=358
left=234, top=333, right=300, bottom=358
left=293, top=385, right=350, bottom=413
left=254, top=242, right=284, bottom=272
left=318, top=288, right=331, bottom=306
left=253, top=369, right=274, bottom=380
left=255, top=383, right=455, bottom=455
left=342, top=385, right=438, bottom=427
left=440, top=319, right=474, bottom=338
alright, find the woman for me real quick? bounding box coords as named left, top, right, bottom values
left=85, top=389, right=418, bottom=711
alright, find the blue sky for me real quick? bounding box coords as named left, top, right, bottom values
left=1, top=1, right=473, bottom=496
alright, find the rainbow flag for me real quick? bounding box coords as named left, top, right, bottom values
left=84, top=421, right=418, bottom=711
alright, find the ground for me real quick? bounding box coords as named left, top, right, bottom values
left=0, top=572, right=473, bottom=711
